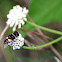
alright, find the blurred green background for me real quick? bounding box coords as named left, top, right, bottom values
left=0, top=0, right=62, bottom=62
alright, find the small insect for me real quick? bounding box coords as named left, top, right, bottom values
left=4, top=31, right=19, bottom=44
left=4, top=31, right=24, bottom=50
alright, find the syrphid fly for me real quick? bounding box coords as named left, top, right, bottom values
left=4, top=31, right=19, bottom=44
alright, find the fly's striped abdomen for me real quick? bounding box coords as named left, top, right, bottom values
left=4, top=31, right=19, bottom=44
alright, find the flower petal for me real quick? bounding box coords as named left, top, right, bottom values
left=18, top=22, right=21, bottom=28
left=13, top=24, right=17, bottom=31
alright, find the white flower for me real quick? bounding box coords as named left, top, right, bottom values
left=8, top=33, right=24, bottom=50
left=6, top=5, right=29, bottom=31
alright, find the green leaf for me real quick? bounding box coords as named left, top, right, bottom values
left=29, top=0, right=62, bottom=24
left=22, top=0, right=62, bottom=36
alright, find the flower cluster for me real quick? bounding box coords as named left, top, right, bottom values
left=6, top=5, right=29, bottom=31
left=5, top=5, right=28, bottom=50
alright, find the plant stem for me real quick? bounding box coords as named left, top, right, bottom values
left=0, top=24, right=9, bottom=41
left=22, top=36, right=62, bottom=50
left=26, top=21, right=62, bottom=35
left=24, top=39, right=31, bottom=47
left=27, top=14, right=62, bottom=60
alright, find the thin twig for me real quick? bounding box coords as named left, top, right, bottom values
left=20, top=28, right=53, bottom=41
left=20, top=28, right=43, bottom=36
left=29, top=32, right=62, bottom=60
left=27, top=14, right=62, bottom=61
left=0, top=24, right=9, bottom=41
left=20, top=28, right=51, bottom=50
left=56, top=42, right=62, bottom=51
left=25, top=36, right=51, bottom=50
left=24, top=39, right=31, bottom=47
left=44, top=38, right=62, bottom=61
left=27, top=33, right=39, bottom=44
left=27, top=14, right=53, bottom=40
left=21, top=27, right=62, bottom=53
